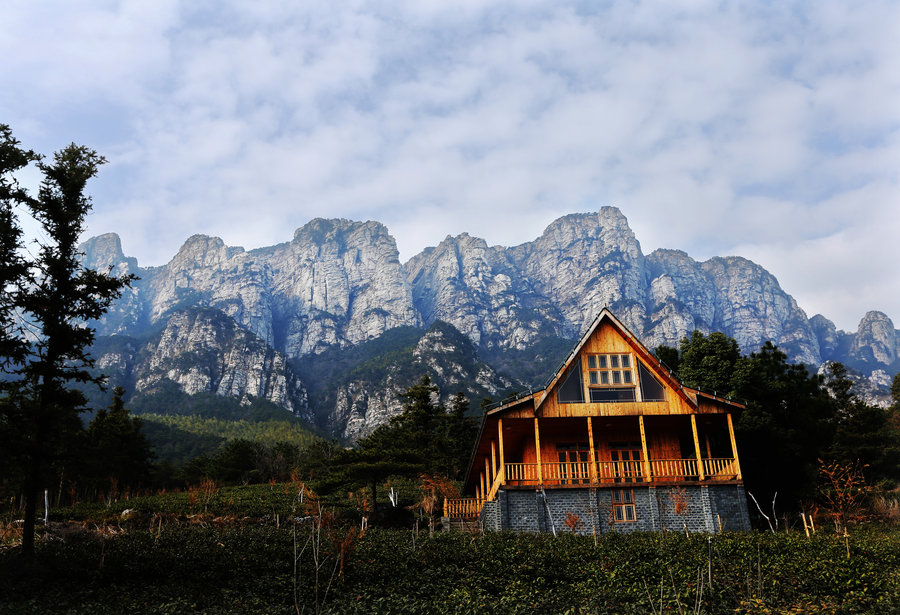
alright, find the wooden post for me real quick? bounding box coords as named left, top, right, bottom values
left=586, top=417, right=598, bottom=484
left=534, top=417, right=543, bottom=486
left=492, top=440, right=498, bottom=481
left=485, top=458, right=491, bottom=495
left=691, top=415, right=705, bottom=480
left=726, top=413, right=743, bottom=480
left=638, top=415, right=651, bottom=483
left=498, top=419, right=506, bottom=485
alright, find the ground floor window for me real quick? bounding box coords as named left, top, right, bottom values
left=612, top=489, right=636, bottom=522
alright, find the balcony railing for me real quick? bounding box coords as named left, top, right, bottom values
left=444, top=458, right=739, bottom=518
left=444, top=497, right=485, bottom=519
left=503, top=458, right=737, bottom=485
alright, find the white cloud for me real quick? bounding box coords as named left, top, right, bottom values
left=2, top=0, right=898, bottom=331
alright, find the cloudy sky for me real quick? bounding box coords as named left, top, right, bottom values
left=2, top=1, right=898, bottom=331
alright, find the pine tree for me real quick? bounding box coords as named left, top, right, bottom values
left=84, top=387, right=153, bottom=493
left=2, top=140, right=134, bottom=560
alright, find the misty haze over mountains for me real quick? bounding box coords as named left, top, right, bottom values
left=81, top=207, right=898, bottom=439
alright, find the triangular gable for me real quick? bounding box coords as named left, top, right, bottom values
left=534, top=307, right=698, bottom=414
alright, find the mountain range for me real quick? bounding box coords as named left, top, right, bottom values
left=81, top=207, right=899, bottom=439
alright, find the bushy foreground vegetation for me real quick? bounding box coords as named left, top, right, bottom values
left=2, top=507, right=899, bottom=614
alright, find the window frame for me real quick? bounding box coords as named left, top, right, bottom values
left=611, top=488, right=637, bottom=523
left=586, top=353, right=635, bottom=387
left=585, top=353, right=637, bottom=403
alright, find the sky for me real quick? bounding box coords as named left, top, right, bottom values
left=2, top=1, right=898, bottom=332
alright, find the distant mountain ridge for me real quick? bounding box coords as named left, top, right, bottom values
left=81, top=207, right=898, bottom=437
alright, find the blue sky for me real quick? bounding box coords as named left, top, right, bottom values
left=3, top=1, right=898, bottom=331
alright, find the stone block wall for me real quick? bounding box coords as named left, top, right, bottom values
left=482, top=484, right=751, bottom=535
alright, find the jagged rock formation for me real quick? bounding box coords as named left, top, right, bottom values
left=93, top=219, right=420, bottom=358
left=851, top=311, right=898, bottom=366
left=406, top=209, right=820, bottom=365
left=324, top=322, right=515, bottom=441
left=93, top=308, right=310, bottom=419
left=81, top=207, right=897, bottom=436
left=812, top=311, right=900, bottom=374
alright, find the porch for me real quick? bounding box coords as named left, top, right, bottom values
left=448, top=412, right=743, bottom=520
left=444, top=456, right=739, bottom=518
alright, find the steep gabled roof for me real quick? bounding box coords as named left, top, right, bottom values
left=533, top=307, right=699, bottom=414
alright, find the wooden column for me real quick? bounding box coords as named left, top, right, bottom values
left=586, top=417, right=598, bottom=484
left=491, top=440, right=498, bottom=480
left=726, top=414, right=743, bottom=480
left=691, top=415, right=705, bottom=480
left=480, top=472, right=486, bottom=499
left=534, top=417, right=543, bottom=486
left=485, top=458, right=491, bottom=494
left=497, top=419, right=506, bottom=485
left=638, top=415, right=651, bottom=483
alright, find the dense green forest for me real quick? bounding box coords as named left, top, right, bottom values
left=656, top=333, right=900, bottom=510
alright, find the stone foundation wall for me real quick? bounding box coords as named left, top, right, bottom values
left=480, top=484, right=751, bottom=534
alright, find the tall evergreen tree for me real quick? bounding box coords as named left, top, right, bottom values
left=2, top=141, right=134, bottom=560
left=0, top=125, right=39, bottom=371
left=0, top=126, right=39, bottom=502
left=677, top=331, right=741, bottom=396
left=328, top=376, right=477, bottom=522
left=83, top=386, right=153, bottom=493
left=824, top=362, right=899, bottom=483
left=731, top=342, right=836, bottom=508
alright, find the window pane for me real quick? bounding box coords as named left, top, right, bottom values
left=625, top=507, right=635, bottom=521
left=589, top=388, right=636, bottom=403
left=557, top=365, right=585, bottom=404
left=587, top=355, right=596, bottom=369
left=610, top=356, right=619, bottom=368
left=638, top=362, right=666, bottom=402
left=600, top=372, right=609, bottom=384
left=621, top=355, right=630, bottom=367
left=623, top=371, right=632, bottom=384
left=615, top=508, right=624, bottom=521
left=623, top=490, right=633, bottom=503
left=598, top=356, right=607, bottom=368
left=612, top=371, right=621, bottom=384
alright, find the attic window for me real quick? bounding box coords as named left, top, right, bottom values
left=638, top=362, right=666, bottom=402
left=585, top=354, right=636, bottom=403
left=586, top=354, right=633, bottom=386
left=557, top=364, right=584, bottom=404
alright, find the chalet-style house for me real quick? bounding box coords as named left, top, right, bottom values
left=444, top=309, right=751, bottom=534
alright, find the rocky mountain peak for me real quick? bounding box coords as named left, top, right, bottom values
left=851, top=311, right=897, bottom=366
left=80, top=233, right=128, bottom=269
left=169, top=234, right=238, bottom=270
left=809, top=314, right=841, bottom=358
left=81, top=208, right=898, bottom=437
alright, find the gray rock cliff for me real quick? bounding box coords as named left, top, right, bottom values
left=81, top=207, right=896, bottom=436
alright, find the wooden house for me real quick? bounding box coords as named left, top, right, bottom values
left=444, top=309, right=751, bottom=534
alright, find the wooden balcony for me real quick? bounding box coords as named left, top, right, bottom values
left=505, top=458, right=738, bottom=485
left=444, top=457, right=739, bottom=518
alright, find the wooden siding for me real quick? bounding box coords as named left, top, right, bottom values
left=537, top=321, right=698, bottom=418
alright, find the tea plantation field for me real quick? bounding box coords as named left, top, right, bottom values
left=2, top=484, right=899, bottom=614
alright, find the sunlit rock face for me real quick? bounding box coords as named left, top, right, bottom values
left=87, top=219, right=421, bottom=359
left=328, top=322, right=514, bottom=442
left=81, top=207, right=897, bottom=436
left=94, top=308, right=310, bottom=418
left=850, top=311, right=897, bottom=366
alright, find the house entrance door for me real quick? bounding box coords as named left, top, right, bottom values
left=610, top=442, right=643, bottom=483
left=557, top=443, right=590, bottom=484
